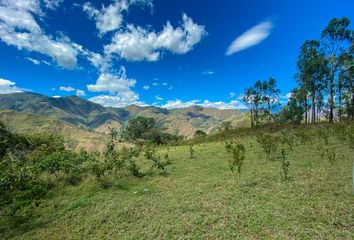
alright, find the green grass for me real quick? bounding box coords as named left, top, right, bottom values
left=2, top=136, right=354, bottom=239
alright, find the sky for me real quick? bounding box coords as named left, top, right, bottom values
left=0, top=0, right=353, bottom=109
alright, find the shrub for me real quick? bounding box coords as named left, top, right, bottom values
left=225, top=141, right=246, bottom=174
left=144, top=147, right=171, bottom=175
left=280, top=148, right=290, bottom=180
left=189, top=144, right=195, bottom=159
left=256, top=133, right=280, bottom=161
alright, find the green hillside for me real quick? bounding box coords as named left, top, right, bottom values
left=0, top=93, right=247, bottom=139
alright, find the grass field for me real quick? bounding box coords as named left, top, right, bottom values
left=1, top=135, right=354, bottom=239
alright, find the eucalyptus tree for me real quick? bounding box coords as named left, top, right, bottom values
left=339, top=35, right=354, bottom=120
left=282, top=88, right=306, bottom=124
left=243, top=78, right=280, bottom=126
left=264, top=77, right=281, bottom=122
left=296, top=40, right=329, bottom=123
left=321, top=17, right=352, bottom=122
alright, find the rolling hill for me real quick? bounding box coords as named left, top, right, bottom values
left=0, top=92, right=247, bottom=148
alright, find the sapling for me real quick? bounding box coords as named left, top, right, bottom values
left=144, top=147, right=171, bottom=174
left=189, top=144, right=195, bottom=159
left=225, top=141, right=246, bottom=174
left=280, top=148, right=290, bottom=180
left=256, top=133, right=279, bottom=161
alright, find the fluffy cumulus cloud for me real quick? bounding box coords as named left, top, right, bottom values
left=83, top=0, right=129, bottom=35
left=83, top=0, right=152, bottom=36
left=226, top=20, right=273, bottom=55
left=75, top=89, right=86, bottom=96
left=87, top=66, right=142, bottom=107
left=0, top=77, right=23, bottom=94
left=161, top=99, right=246, bottom=109
left=59, top=86, right=75, bottom=92
left=59, top=86, right=86, bottom=96
left=0, top=0, right=79, bottom=68
left=104, top=14, right=207, bottom=61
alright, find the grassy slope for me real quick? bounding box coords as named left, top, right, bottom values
left=3, top=137, right=354, bottom=239
left=0, top=110, right=108, bottom=151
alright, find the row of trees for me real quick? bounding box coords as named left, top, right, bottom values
left=243, top=17, right=353, bottom=126
left=287, top=17, right=353, bottom=123
left=242, top=78, right=281, bottom=127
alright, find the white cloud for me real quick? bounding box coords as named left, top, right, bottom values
left=76, top=89, right=86, bottom=96
left=59, top=86, right=75, bottom=92
left=87, top=66, right=142, bottom=107
left=143, top=85, right=150, bottom=90
left=26, top=57, right=40, bottom=65
left=43, top=0, right=64, bottom=10
left=155, top=95, right=163, bottom=101
left=202, top=70, right=214, bottom=75
left=83, top=0, right=129, bottom=35
left=161, top=99, right=246, bottom=109
left=87, top=66, right=136, bottom=94
left=0, top=77, right=23, bottom=94
left=0, top=0, right=79, bottom=68
left=104, top=14, right=207, bottom=61
left=229, top=92, right=236, bottom=98
left=52, top=95, right=61, bottom=98
left=226, top=20, right=273, bottom=55
left=162, top=82, right=168, bottom=86
left=89, top=95, right=146, bottom=108
left=152, top=82, right=158, bottom=86
left=83, top=0, right=153, bottom=36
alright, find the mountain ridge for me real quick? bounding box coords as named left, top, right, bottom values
left=0, top=92, right=248, bottom=140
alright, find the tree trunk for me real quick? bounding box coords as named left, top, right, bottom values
left=312, top=96, right=316, bottom=124
left=304, top=99, right=308, bottom=124
left=352, top=93, right=354, bottom=121
left=338, top=79, right=342, bottom=122
left=250, top=109, right=254, bottom=128
left=329, top=66, right=335, bottom=123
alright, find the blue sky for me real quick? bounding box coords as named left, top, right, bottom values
left=0, top=0, right=353, bottom=109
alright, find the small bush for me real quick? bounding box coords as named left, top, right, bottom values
left=225, top=141, right=246, bottom=174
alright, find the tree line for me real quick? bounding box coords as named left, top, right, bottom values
left=243, top=17, right=353, bottom=126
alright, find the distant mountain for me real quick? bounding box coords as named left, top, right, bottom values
left=0, top=92, right=247, bottom=141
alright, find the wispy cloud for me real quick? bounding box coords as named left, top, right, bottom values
left=202, top=70, right=214, bottom=75
left=226, top=20, right=273, bottom=55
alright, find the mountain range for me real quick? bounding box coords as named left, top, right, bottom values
left=0, top=92, right=247, bottom=150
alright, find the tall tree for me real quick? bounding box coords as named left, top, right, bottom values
left=278, top=88, right=305, bottom=124
left=264, top=77, right=281, bottom=122
left=297, top=40, right=329, bottom=123
left=242, top=78, right=280, bottom=126
left=321, top=17, right=352, bottom=122
left=339, top=35, right=354, bottom=120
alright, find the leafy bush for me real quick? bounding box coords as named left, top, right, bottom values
left=144, top=147, right=171, bottom=175
left=225, top=141, right=246, bottom=174
left=280, top=148, right=290, bottom=180
left=189, top=144, right=195, bottom=159
left=256, top=133, right=280, bottom=161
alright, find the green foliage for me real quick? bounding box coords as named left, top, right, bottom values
left=194, top=130, right=207, bottom=139
left=225, top=140, right=246, bottom=174
left=242, top=78, right=280, bottom=127
left=0, top=124, right=92, bottom=214
left=189, top=144, right=195, bottom=159
left=256, top=133, right=280, bottom=161
left=144, top=147, right=171, bottom=175
left=127, top=159, right=144, bottom=178
left=122, top=116, right=180, bottom=145
left=280, top=148, right=290, bottom=180
left=122, top=116, right=157, bottom=140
